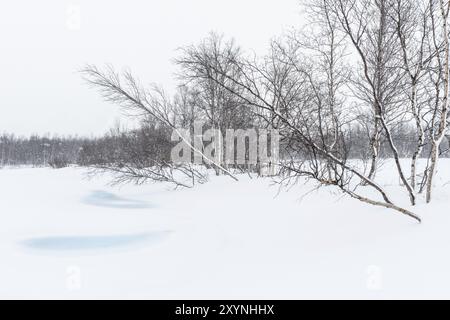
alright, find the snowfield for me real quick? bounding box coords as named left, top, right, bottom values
left=1, top=160, right=450, bottom=299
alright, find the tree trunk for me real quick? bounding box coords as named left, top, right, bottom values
left=427, top=0, right=450, bottom=203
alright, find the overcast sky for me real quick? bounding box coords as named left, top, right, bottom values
left=0, top=0, right=303, bottom=136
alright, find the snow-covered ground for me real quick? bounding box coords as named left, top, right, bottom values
left=1, top=160, right=450, bottom=299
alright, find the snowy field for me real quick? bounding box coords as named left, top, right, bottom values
left=1, top=160, right=450, bottom=299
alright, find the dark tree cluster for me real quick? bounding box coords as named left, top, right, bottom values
left=77, top=124, right=173, bottom=168
left=0, top=134, right=85, bottom=168
left=0, top=125, right=174, bottom=170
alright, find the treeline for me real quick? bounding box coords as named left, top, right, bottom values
left=0, top=125, right=173, bottom=168
left=346, top=124, right=450, bottom=160
left=0, top=134, right=85, bottom=168
left=1, top=123, right=448, bottom=169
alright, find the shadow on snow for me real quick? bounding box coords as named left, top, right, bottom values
left=20, top=231, right=171, bottom=251
left=82, top=190, right=154, bottom=209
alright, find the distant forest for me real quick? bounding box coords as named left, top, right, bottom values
left=0, top=124, right=171, bottom=168
left=1, top=123, right=448, bottom=169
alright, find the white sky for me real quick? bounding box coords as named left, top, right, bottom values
left=0, top=0, right=303, bottom=137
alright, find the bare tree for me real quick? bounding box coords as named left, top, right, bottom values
left=182, top=30, right=421, bottom=221
left=390, top=0, right=433, bottom=191
left=175, top=33, right=255, bottom=174
left=328, top=0, right=418, bottom=205
left=80, top=65, right=238, bottom=186
left=425, top=0, right=450, bottom=203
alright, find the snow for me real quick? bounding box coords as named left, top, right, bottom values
left=1, top=161, right=450, bottom=299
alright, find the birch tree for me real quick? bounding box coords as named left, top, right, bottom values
left=425, top=0, right=450, bottom=203
left=81, top=65, right=239, bottom=185
left=390, top=0, right=434, bottom=191
left=329, top=0, right=417, bottom=205
left=183, top=33, right=421, bottom=221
